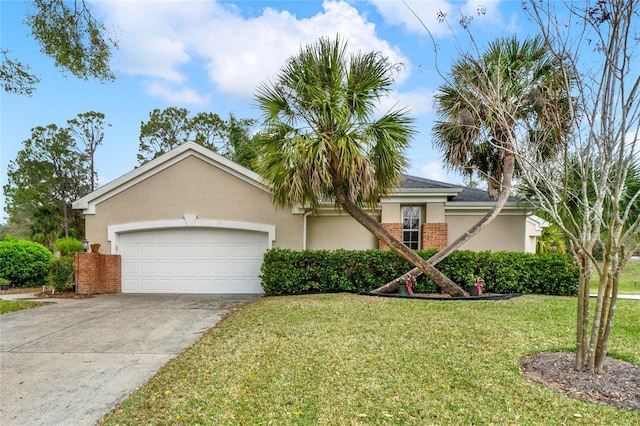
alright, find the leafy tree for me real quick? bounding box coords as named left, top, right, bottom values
left=67, top=111, right=109, bottom=191
left=1, top=0, right=117, bottom=95
left=255, top=36, right=466, bottom=296
left=138, top=108, right=259, bottom=168
left=30, top=205, right=66, bottom=249
left=536, top=224, right=566, bottom=254
left=374, top=35, right=571, bottom=293
left=4, top=124, right=90, bottom=240
left=138, top=107, right=193, bottom=163
left=520, top=0, right=640, bottom=372
left=228, top=114, right=260, bottom=169
left=0, top=49, right=41, bottom=95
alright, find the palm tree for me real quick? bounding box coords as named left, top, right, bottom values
left=373, top=36, right=572, bottom=293
left=255, top=35, right=466, bottom=296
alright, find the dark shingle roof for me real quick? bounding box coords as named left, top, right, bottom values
left=399, top=175, right=459, bottom=190
left=399, top=175, right=520, bottom=203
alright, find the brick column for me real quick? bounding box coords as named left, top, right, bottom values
left=378, top=223, right=402, bottom=250
left=422, top=223, right=448, bottom=250
left=75, top=253, right=122, bottom=294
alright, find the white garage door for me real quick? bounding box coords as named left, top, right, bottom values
left=119, top=228, right=267, bottom=293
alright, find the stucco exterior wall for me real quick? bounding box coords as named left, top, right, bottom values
left=306, top=215, right=379, bottom=250
left=380, top=202, right=400, bottom=223
left=446, top=212, right=526, bottom=252
left=525, top=220, right=539, bottom=253
left=426, top=202, right=445, bottom=223
left=84, top=156, right=303, bottom=252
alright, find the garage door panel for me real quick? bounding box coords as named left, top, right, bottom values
left=158, top=245, right=176, bottom=257
left=120, top=228, right=267, bottom=294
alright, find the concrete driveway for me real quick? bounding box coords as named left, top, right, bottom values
left=0, top=293, right=260, bottom=426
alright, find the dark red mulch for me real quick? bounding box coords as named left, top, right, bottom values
left=519, top=351, right=640, bottom=411
left=360, top=291, right=522, bottom=301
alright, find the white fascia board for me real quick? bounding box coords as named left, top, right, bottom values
left=526, top=214, right=551, bottom=230
left=382, top=188, right=461, bottom=204
left=445, top=202, right=531, bottom=215
left=445, top=201, right=534, bottom=209
left=291, top=203, right=380, bottom=216
left=73, top=142, right=271, bottom=214
left=381, top=195, right=450, bottom=204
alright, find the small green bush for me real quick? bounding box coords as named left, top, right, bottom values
left=0, top=238, right=54, bottom=287
left=54, top=238, right=84, bottom=257
left=48, top=257, right=75, bottom=292
left=260, top=249, right=579, bottom=296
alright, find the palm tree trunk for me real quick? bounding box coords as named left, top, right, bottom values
left=333, top=188, right=467, bottom=297
left=372, top=153, right=516, bottom=294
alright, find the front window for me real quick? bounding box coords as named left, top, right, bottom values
left=402, top=207, right=420, bottom=249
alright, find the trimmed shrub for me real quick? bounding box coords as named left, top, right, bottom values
left=48, top=257, right=75, bottom=292
left=260, top=249, right=578, bottom=296
left=0, top=238, right=54, bottom=287
left=54, top=238, right=84, bottom=257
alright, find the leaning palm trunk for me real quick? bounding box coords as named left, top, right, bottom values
left=333, top=187, right=468, bottom=297
left=372, top=153, right=515, bottom=294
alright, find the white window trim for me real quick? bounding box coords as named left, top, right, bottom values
left=402, top=206, right=421, bottom=250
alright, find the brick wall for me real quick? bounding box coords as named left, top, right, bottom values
left=378, top=223, right=403, bottom=250
left=422, top=223, right=448, bottom=249
left=75, top=253, right=121, bottom=294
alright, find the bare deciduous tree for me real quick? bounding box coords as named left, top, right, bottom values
left=519, top=0, right=640, bottom=373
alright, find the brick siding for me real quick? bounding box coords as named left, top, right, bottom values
left=378, top=223, right=403, bottom=250
left=75, top=253, right=121, bottom=294
left=422, top=223, right=448, bottom=249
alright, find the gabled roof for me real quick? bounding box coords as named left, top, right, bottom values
left=391, top=174, right=530, bottom=209
left=73, top=140, right=531, bottom=215
left=73, top=142, right=270, bottom=214
left=400, top=175, right=460, bottom=190
left=451, top=186, right=521, bottom=203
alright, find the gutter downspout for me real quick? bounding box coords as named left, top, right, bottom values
left=302, top=210, right=313, bottom=250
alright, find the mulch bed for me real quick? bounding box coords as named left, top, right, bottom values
left=0, top=287, right=93, bottom=299
left=32, top=291, right=94, bottom=299
left=360, top=291, right=522, bottom=301
left=520, top=351, right=640, bottom=411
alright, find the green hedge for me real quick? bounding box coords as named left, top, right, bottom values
left=48, top=257, right=75, bottom=292
left=54, top=238, right=84, bottom=257
left=260, top=248, right=579, bottom=296
left=0, top=238, right=54, bottom=287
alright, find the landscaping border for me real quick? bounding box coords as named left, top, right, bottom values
left=359, top=292, right=523, bottom=301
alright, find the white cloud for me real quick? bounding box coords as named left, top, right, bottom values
left=395, top=87, right=434, bottom=115
left=368, top=1, right=455, bottom=37
left=95, top=1, right=412, bottom=104
left=369, top=0, right=517, bottom=38
left=145, top=82, right=211, bottom=106
left=419, top=161, right=446, bottom=181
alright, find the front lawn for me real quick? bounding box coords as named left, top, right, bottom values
left=102, top=294, right=639, bottom=425
left=591, top=261, right=640, bottom=295
left=0, top=299, right=41, bottom=314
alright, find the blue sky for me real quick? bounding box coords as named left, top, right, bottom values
left=1, top=0, right=536, bottom=221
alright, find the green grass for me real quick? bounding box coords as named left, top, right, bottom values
left=0, top=299, right=41, bottom=314
left=591, top=261, right=640, bottom=295
left=102, top=294, right=640, bottom=425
